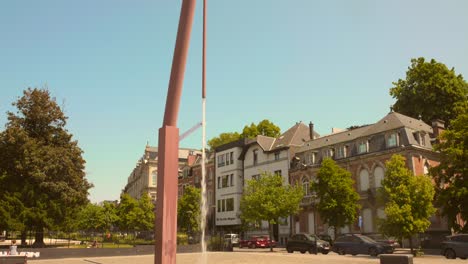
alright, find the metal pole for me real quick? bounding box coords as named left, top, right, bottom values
left=155, top=1, right=196, bottom=264
left=162, top=0, right=197, bottom=128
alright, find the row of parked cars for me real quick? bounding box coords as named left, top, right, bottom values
left=228, top=232, right=468, bottom=259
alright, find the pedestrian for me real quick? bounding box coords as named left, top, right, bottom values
left=9, top=240, right=18, bottom=255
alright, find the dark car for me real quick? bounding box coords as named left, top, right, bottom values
left=332, top=234, right=394, bottom=256
left=239, top=235, right=276, bottom=249
left=318, top=234, right=333, bottom=246
left=366, top=234, right=400, bottom=249
left=441, top=234, right=468, bottom=259
left=286, top=233, right=330, bottom=254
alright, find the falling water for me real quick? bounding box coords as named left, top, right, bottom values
left=200, top=0, right=208, bottom=262
left=199, top=97, right=208, bottom=263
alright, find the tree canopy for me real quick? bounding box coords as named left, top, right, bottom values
left=208, top=119, right=281, bottom=150
left=0, top=88, right=92, bottom=246
left=311, top=158, right=360, bottom=239
left=431, top=112, right=468, bottom=232
left=207, top=132, right=241, bottom=150
left=390, top=57, right=468, bottom=126
left=379, top=155, right=435, bottom=253
left=177, top=186, right=201, bottom=233
left=241, top=119, right=281, bottom=139
left=240, top=172, right=303, bottom=251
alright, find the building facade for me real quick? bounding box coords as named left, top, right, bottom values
left=214, top=139, right=246, bottom=233
left=123, top=145, right=200, bottom=202
left=290, top=112, right=446, bottom=241
left=239, top=122, right=319, bottom=245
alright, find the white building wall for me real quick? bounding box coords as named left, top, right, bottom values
left=215, top=146, right=243, bottom=226
left=243, top=144, right=292, bottom=240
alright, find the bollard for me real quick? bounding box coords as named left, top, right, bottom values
left=380, top=254, right=413, bottom=264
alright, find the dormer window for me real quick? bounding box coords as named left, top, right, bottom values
left=358, top=141, right=368, bottom=154
left=387, top=133, right=397, bottom=148
left=336, top=145, right=347, bottom=159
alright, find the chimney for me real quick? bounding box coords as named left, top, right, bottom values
left=309, top=122, right=315, bottom=140
left=431, top=119, right=445, bottom=139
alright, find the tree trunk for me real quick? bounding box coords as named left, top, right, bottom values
left=268, top=222, right=273, bottom=252
left=408, top=236, right=414, bottom=255
left=33, top=228, right=46, bottom=248
left=20, top=231, right=27, bottom=246
left=333, top=226, right=338, bottom=242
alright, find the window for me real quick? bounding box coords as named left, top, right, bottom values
left=230, top=174, right=234, bottom=186
left=358, top=141, right=368, bottom=154
left=225, top=153, right=230, bottom=165
left=217, top=176, right=221, bottom=189
left=222, top=175, right=229, bottom=188
left=217, top=155, right=225, bottom=167
left=226, top=198, right=234, bottom=211
left=230, top=152, right=234, bottom=164
left=329, top=148, right=335, bottom=159
left=311, top=153, right=316, bottom=164
left=374, top=166, right=384, bottom=188
left=302, top=178, right=310, bottom=196
left=217, top=200, right=221, bottom=212
left=274, top=152, right=280, bottom=161
left=274, top=170, right=282, bottom=176
left=208, top=169, right=213, bottom=180
left=253, top=150, right=258, bottom=165
left=151, top=170, right=157, bottom=186
left=359, top=169, right=369, bottom=191
left=423, top=163, right=429, bottom=175
left=387, top=133, right=397, bottom=148
left=221, top=199, right=226, bottom=212
left=336, top=146, right=347, bottom=159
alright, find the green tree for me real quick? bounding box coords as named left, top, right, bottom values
left=136, top=194, right=155, bottom=231
left=431, top=112, right=468, bottom=232
left=207, top=132, right=241, bottom=150
left=102, top=201, right=119, bottom=232
left=390, top=57, right=468, bottom=126
left=379, top=155, right=435, bottom=254
left=116, top=193, right=139, bottom=234
left=78, top=203, right=106, bottom=233
left=241, top=119, right=281, bottom=138
left=0, top=88, right=92, bottom=247
left=177, top=186, right=201, bottom=234
left=240, top=172, right=303, bottom=251
left=311, top=158, right=360, bottom=239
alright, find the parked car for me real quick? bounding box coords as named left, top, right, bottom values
left=366, top=234, right=400, bottom=249
left=318, top=234, right=333, bottom=246
left=286, top=233, right=330, bottom=254
left=332, top=234, right=394, bottom=256
left=239, top=235, right=276, bottom=248
left=441, top=234, right=468, bottom=259
left=224, top=233, right=240, bottom=247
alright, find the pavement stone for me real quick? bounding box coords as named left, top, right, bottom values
left=27, top=250, right=464, bottom=264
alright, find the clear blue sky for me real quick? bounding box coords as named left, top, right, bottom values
left=1, top=1, right=467, bottom=203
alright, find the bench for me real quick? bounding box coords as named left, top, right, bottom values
left=0, top=256, right=27, bottom=264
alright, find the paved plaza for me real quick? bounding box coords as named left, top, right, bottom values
left=28, top=250, right=464, bottom=264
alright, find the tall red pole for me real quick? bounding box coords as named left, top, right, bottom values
left=155, top=1, right=196, bottom=264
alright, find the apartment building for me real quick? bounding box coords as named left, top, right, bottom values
left=214, top=139, right=246, bottom=232
left=289, top=111, right=445, bottom=240
left=123, top=145, right=200, bottom=202
left=239, top=122, right=319, bottom=245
